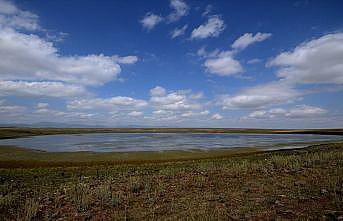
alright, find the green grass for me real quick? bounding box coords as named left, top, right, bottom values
left=0, top=142, right=342, bottom=220
left=0, top=145, right=260, bottom=168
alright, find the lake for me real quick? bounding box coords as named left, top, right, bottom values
left=0, top=133, right=342, bottom=152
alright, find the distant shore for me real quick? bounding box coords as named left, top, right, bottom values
left=0, top=127, right=343, bottom=139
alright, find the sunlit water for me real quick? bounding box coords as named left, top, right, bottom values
left=0, top=133, right=342, bottom=152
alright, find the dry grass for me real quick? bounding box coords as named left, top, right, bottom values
left=0, top=143, right=342, bottom=220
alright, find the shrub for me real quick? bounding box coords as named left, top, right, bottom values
left=23, top=198, right=39, bottom=221
left=70, top=183, right=91, bottom=211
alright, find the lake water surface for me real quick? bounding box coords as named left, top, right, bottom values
left=0, top=133, right=342, bottom=152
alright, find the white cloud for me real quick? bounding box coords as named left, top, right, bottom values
left=286, top=105, right=327, bottom=118
left=35, top=107, right=66, bottom=117
left=197, top=47, right=220, bottom=58
left=0, top=0, right=17, bottom=14
left=152, top=109, right=173, bottom=116
left=0, top=1, right=138, bottom=100
left=171, top=25, right=188, bottom=38
left=181, top=110, right=209, bottom=117
left=0, top=100, right=27, bottom=121
left=67, top=96, right=147, bottom=110
left=0, top=103, right=26, bottom=113
left=232, top=32, right=272, bottom=50
left=245, top=105, right=327, bottom=119
left=204, top=51, right=243, bottom=76
left=77, top=113, right=96, bottom=119
left=268, top=33, right=343, bottom=84
left=112, top=55, right=138, bottom=64
left=167, top=0, right=189, bottom=22
left=37, top=102, right=49, bottom=109
left=247, top=110, right=267, bottom=119
left=200, top=110, right=210, bottom=115
left=218, top=81, right=300, bottom=109
left=0, top=0, right=40, bottom=31
left=128, top=111, right=143, bottom=117
left=150, top=86, right=167, bottom=97
left=247, top=58, right=262, bottom=64
left=269, top=108, right=287, bottom=115
left=0, top=28, right=137, bottom=87
left=211, top=113, right=223, bottom=120
left=202, top=5, right=213, bottom=17
left=0, top=80, right=86, bottom=97
left=198, top=33, right=271, bottom=76
left=140, top=13, right=163, bottom=30
left=189, top=92, right=204, bottom=99
left=148, top=86, right=212, bottom=123
left=149, top=110, right=179, bottom=122
left=150, top=86, right=203, bottom=111
left=191, top=16, right=225, bottom=39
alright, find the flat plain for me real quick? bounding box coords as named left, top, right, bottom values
left=0, top=128, right=342, bottom=220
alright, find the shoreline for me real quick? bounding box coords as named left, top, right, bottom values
left=1, top=127, right=343, bottom=140
left=1, top=141, right=342, bottom=168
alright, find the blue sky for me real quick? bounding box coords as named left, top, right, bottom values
left=0, top=0, right=343, bottom=128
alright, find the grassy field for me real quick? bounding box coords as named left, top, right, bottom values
left=0, top=127, right=343, bottom=139
left=0, top=142, right=342, bottom=220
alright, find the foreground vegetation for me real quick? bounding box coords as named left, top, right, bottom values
left=0, top=143, right=342, bottom=220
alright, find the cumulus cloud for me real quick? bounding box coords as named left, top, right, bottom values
left=167, top=0, right=189, bottom=22
left=245, top=105, right=327, bottom=119
left=211, top=113, right=223, bottom=120
left=150, top=86, right=167, bottom=97
left=148, top=86, right=213, bottom=122
left=0, top=1, right=138, bottom=100
left=247, top=58, right=262, bottom=64
left=197, top=47, right=220, bottom=58
left=0, top=100, right=27, bottom=122
left=191, top=16, right=225, bottom=39
left=112, top=55, right=138, bottom=64
left=285, top=105, right=327, bottom=118
left=150, top=86, right=203, bottom=111
left=0, top=0, right=40, bottom=31
left=202, top=5, right=213, bottom=17
left=171, top=25, right=188, bottom=38
left=140, top=13, right=163, bottom=30
left=198, top=47, right=243, bottom=76
left=0, top=101, right=26, bottom=114
left=268, top=33, right=343, bottom=84
left=218, top=81, right=300, bottom=109
left=198, top=32, right=271, bottom=76
left=247, top=110, right=267, bottom=119
left=0, top=80, right=86, bottom=97
left=181, top=110, right=209, bottom=118
left=35, top=106, right=66, bottom=117
left=232, top=32, right=272, bottom=50
left=214, top=32, right=342, bottom=114
left=67, top=96, right=148, bottom=110
left=37, top=102, right=49, bottom=109
left=152, top=109, right=173, bottom=116
left=128, top=111, right=143, bottom=117
left=0, top=28, right=131, bottom=86
left=35, top=102, right=66, bottom=118
left=204, top=51, right=243, bottom=76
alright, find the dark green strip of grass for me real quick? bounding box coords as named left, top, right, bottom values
left=0, top=145, right=260, bottom=168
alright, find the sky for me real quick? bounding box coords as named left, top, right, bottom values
left=0, top=0, right=343, bottom=128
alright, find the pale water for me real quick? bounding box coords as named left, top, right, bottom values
left=0, top=133, right=342, bottom=152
